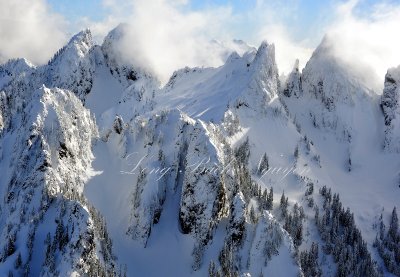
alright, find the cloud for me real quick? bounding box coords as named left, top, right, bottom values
left=0, top=0, right=67, bottom=65
left=88, top=0, right=236, bottom=83
left=324, top=0, right=400, bottom=91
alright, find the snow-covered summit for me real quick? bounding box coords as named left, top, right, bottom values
left=101, top=24, right=159, bottom=89
left=0, top=58, right=35, bottom=76
left=282, top=59, right=301, bottom=97
left=36, top=29, right=95, bottom=101
left=301, top=36, right=372, bottom=109
left=248, top=41, right=279, bottom=103
left=0, top=58, right=35, bottom=90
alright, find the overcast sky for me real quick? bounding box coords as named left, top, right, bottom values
left=0, top=0, right=400, bottom=89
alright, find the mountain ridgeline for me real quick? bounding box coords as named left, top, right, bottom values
left=0, top=26, right=399, bottom=276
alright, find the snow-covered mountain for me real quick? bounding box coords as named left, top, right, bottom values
left=0, top=25, right=399, bottom=277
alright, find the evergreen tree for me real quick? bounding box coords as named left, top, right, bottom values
left=219, top=240, right=234, bottom=277
left=5, top=234, right=16, bottom=257
left=280, top=191, right=288, bottom=218
left=208, top=260, right=222, bottom=277
left=300, top=242, right=321, bottom=277
left=294, top=145, right=299, bottom=159
left=379, top=213, right=385, bottom=240
left=284, top=203, right=304, bottom=247
left=258, top=153, right=269, bottom=175
left=249, top=205, right=258, bottom=224
left=374, top=206, right=400, bottom=275
left=23, top=264, right=30, bottom=277
left=15, top=252, right=22, bottom=268
left=308, top=197, right=314, bottom=208
left=234, top=137, right=250, bottom=165
left=27, top=227, right=35, bottom=261
left=305, top=182, right=314, bottom=196
left=348, top=155, right=352, bottom=172
left=314, top=206, right=319, bottom=226
left=266, top=187, right=273, bottom=211
left=44, top=232, right=55, bottom=273
left=389, top=207, right=398, bottom=242
left=315, top=187, right=379, bottom=276
left=208, top=261, right=217, bottom=277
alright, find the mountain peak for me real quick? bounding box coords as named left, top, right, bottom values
left=66, top=29, right=93, bottom=58
left=259, top=40, right=270, bottom=48
left=102, top=23, right=129, bottom=50
left=282, top=59, right=302, bottom=98
left=248, top=41, right=279, bottom=100
left=252, top=41, right=277, bottom=72
left=69, top=29, right=92, bottom=45
left=226, top=51, right=241, bottom=63
left=108, top=23, right=128, bottom=38
left=0, top=58, right=35, bottom=75
left=300, top=35, right=373, bottom=107
left=101, top=24, right=159, bottom=88
left=101, top=24, right=128, bottom=63
left=256, top=40, right=274, bottom=57
left=293, top=59, right=300, bottom=72
left=46, top=29, right=93, bottom=67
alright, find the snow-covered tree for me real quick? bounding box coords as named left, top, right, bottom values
left=257, top=153, right=269, bottom=175
left=266, top=187, right=273, bottom=211
left=280, top=191, right=289, bottom=218
left=300, top=242, right=321, bottom=277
